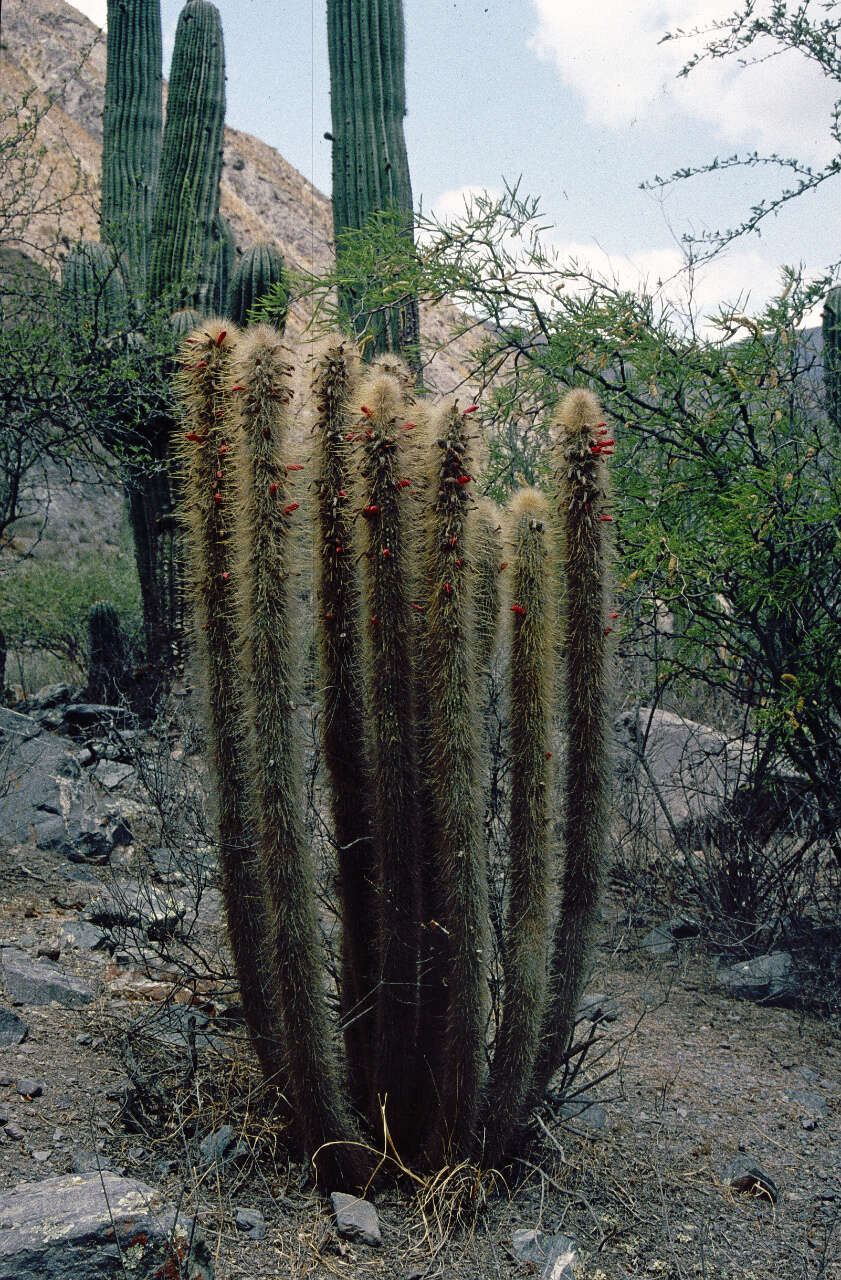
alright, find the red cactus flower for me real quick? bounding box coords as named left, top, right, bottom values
left=462, top=404, right=478, bottom=414
left=213, top=492, right=222, bottom=504
left=362, top=504, right=380, bottom=517
left=286, top=463, right=304, bottom=471
left=283, top=503, right=299, bottom=515
left=598, top=514, right=614, bottom=522
left=221, top=571, right=229, bottom=580
left=382, top=547, right=392, bottom=558
left=269, top=482, right=278, bottom=495
left=360, top=405, right=373, bottom=418
left=456, top=474, right=472, bottom=485
left=185, top=432, right=204, bottom=442
left=397, top=478, right=411, bottom=488
left=511, top=604, right=526, bottom=616
left=337, top=489, right=347, bottom=498
left=216, top=330, right=227, bottom=345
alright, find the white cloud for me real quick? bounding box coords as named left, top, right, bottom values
left=529, top=0, right=838, bottom=161
left=70, top=0, right=107, bottom=30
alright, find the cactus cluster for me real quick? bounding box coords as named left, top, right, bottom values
left=61, top=240, right=129, bottom=338
left=176, top=322, right=615, bottom=1184
left=86, top=600, right=130, bottom=705
left=227, top=243, right=289, bottom=330
left=327, top=0, right=421, bottom=367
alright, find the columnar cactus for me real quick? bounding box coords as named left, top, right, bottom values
left=326, top=0, right=421, bottom=370
left=227, top=243, right=289, bottom=330
left=148, top=0, right=227, bottom=311
left=61, top=240, right=129, bottom=337
left=823, top=286, right=841, bottom=427
left=86, top=600, right=130, bottom=705
left=101, top=0, right=163, bottom=292
left=177, top=330, right=614, bottom=1179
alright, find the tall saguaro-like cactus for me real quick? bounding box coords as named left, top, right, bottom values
left=101, top=0, right=163, bottom=293
left=327, top=0, right=421, bottom=371
left=177, top=325, right=615, bottom=1179
left=148, top=0, right=227, bottom=312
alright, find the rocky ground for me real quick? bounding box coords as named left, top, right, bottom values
left=1, top=690, right=839, bottom=1279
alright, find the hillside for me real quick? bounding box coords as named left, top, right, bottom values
left=0, top=0, right=474, bottom=391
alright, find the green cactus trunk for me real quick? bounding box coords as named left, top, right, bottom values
left=101, top=0, right=162, bottom=294
left=823, top=287, right=841, bottom=427
left=327, top=0, right=421, bottom=372
left=176, top=319, right=287, bottom=1089
left=148, top=0, right=226, bottom=312
left=86, top=600, right=130, bottom=705
left=227, top=243, right=288, bottom=330
left=211, top=212, right=236, bottom=316
left=61, top=241, right=129, bottom=338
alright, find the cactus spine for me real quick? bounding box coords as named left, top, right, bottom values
left=823, top=287, right=841, bottom=427
left=148, top=0, right=226, bottom=311
left=326, top=0, right=421, bottom=369
left=101, top=0, right=162, bottom=292
left=227, top=243, right=289, bottom=330
left=176, top=320, right=286, bottom=1087
left=176, top=337, right=615, bottom=1178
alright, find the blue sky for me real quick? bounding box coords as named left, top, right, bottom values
left=72, top=0, right=839, bottom=325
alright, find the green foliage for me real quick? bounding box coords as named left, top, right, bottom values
left=2, top=547, right=141, bottom=674
left=823, top=286, right=841, bottom=426
left=326, top=0, right=420, bottom=368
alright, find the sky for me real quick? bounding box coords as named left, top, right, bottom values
left=70, top=0, right=839, bottom=328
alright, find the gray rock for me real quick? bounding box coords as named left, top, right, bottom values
left=235, top=1207, right=266, bottom=1240
left=0, top=710, right=83, bottom=847
left=716, top=951, right=797, bottom=1004
left=31, top=1151, right=51, bottom=1163
left=0, top=1172, right=214, bottom=1279
left=60, top=922, right=112, bottom=953
left=578, top=992, right=619, bottom=1023
left=641, top=916, right=701, bottom=957
left=4, top=1123, right=24, bottom=1141
left=70, top=1151, right=122, bottom=1176
left=614, top=706, right=802, bottom=843
left=0, top=1006, right=28, bottom=1046
left=91, top=760, right=135, bottom=791
left=63, top=826, right=113, bottom=865
left=724, top=1156, right=778, bottom=1202
left=84, top=882, right=185, bottom=941
left=16, top=1079, right=45, bottom=1099
left=331, top=1192, right=382, bottom=1248
left=199, top=1125, right=248, bottom=1169
left=558, top=1098, right=607, bottom=1131
left=511, top=1228, right=579, bottom=1280
left=22, top=683, right=75, bottom=712
left=0, top=949, right=94, bottom=1008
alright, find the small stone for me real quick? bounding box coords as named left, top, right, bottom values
left=76, top=1032, right=93, bottom=1045
left=16, top=1077, right=45, bottom=1099
left=31, top=1149, right=51, bottom=1162
left=331, top=1192, right=382, bottom=1248
left=511, top=1228, right=579, bottom=1279
left=0, top=1006, right=29, bottom=1047
left=0, top=948, right=94, bottom=1007
left=724, top=1156, right=778, bottom=1202
left=5, top=1123, right=24, bottom=1140
left=91, top=759, right=135, bottom=790
left=716, top=951, right=797, bottom=1005
left=801, top=1116, right=817, bottom=1131
left=558, top=1097, right=607, bottom=1131
left=36, top=942, right=61, bottom=962
left=71, top=1150, right=121, bottom=1175
left=199, top=1124, right=248, bottom=1168
left=0, top=1107, right=7, bottom=1125
left=235, top=1206, right=266, bottom=1240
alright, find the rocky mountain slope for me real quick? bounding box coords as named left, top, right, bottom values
left=1, top=0, right=473, bottom=391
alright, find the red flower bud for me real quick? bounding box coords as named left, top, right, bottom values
left=599, top=514, right=614, bottom=522
left=216, top=470, right=223, bottom=479
left=604, top=627, right=613, bottom=635
left=545, top=751, right=552, bottom=759
left=498, top=561, right=508, bottom=572
left=286, top=463, right=304, bottom=471
left=381, top=547, right=392, bottom=558
left=214, top=492, right=222, bottom=504
left=462, top=404, right=478, bottom=414
left=218, top=445, right=228, bottom=454
left=221, top=571, right=229, bottom=580
left=283, top=502, right=299, bottom=515
left=511, top=604, right=526, bottom=616
left=362, top=504, right=380, bottom=517
left=360, top=405, right=373, bottom=418
left=402, top=421, right=417, bottom=430
left=609, top=611, right=619, bottom=619
left=185, top=432, right=204, bottom=442
left=269, top=482, right=278, bottom=495
left=230, top=384, right=246, bottom=392
left=410, top=602, right=425, bottom=612
left=443, top=581, right=452, bottom=596
left=370, top=615, right=379, bottom=626
left=216, top=330, right=227, bottom=345
left=337, top=489, right=347, bottom=498
left=449, top=535, right=459, bottom=547
left=456, top=474, right=472, bottom=485
left=397, top=478, right=411, bottom=488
